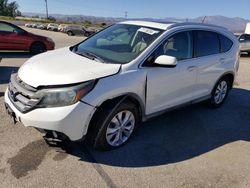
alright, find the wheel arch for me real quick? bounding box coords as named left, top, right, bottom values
left=86, top=93, right=145, bottom=137
left=215, top=71, right=235, bottom=90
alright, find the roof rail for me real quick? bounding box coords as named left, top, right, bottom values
left=167, top=22, right=228, bottom=31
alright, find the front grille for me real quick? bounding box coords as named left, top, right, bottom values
left=8, top=74, right=41, bottom=113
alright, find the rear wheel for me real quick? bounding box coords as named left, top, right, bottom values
left=87, top=101, right=139, bottom=151
left=30, top=42, right=46, bottom=54
left=67, top=31, right=73, bottom=36
left=208, top=77, right=230, bottom=108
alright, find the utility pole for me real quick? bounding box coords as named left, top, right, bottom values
left=202, top=16, right=206, bottom=23
left=125, top=11, right=128, bottom=19
left=45, top=0, right=49, bottom=19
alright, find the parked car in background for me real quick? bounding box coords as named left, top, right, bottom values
left=32, top=23, right=41, bottom=28
left=65, top=25, right=96, bottom=37
left=37, top=23, right=47, bottom=30
left=0, top=21, right=55, bottom=54
left=25, top=23, right=33, bottom=27
left=84, top=27, right=96, bottom=37
left=47, top=23, right=59, bottom=31
left=4, top=21, right=239, bottom=151
left=65, top=25, right=85, bottom=36
left=238, top=33, right=250, bottom=55
left=58, top=24, right=68, bottom=32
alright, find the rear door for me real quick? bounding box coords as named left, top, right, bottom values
left=193, top=30, right=226, bottom=97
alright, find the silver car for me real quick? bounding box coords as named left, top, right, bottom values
left=239, top=34, right=250, bottom=55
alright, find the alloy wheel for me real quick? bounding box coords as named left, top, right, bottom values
left=106, top=110, right=135, bottom=147
left=214, top=80, right=228, bottom=104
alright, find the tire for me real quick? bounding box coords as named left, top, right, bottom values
left=208, top=77, right=230, bottom=108
left=87, top=101, right=139, bottom=151
left=30, top=42, right=46, bottom=55
left=67, top=31, right=73, bottom=36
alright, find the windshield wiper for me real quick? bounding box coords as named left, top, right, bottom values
left=75, top=51, right=106, bottom=63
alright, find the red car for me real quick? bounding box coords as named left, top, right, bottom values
left=0, top=21, right=55, bottom=54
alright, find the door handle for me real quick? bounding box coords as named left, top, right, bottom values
left=187, top=66, right=197, bottom=72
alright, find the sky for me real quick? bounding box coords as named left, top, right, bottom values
left=14, top=0, right=249, bottom=19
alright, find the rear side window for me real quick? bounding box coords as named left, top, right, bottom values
left=0, top=23, right=15, bottom=32
left=194, top=31, right=220, bottom=57
left=219, top=34, right=233, bottom=53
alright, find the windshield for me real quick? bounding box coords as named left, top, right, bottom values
left=72, top=24, right=163, bottom=64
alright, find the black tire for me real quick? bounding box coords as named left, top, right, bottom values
left=87, top=101, right=139, bottom=151
left=208, top=77, right=230, bottom=108
left=30, top=42, right=46, bottom=55
left=84, top=32, right=90, bottom=37
left=67, top=31, right=73, bottom=36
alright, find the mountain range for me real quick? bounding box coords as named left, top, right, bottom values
left=23, top=12, right=249, bottom=32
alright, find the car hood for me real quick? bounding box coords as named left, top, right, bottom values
left=18, top=47, right=121, bottom=88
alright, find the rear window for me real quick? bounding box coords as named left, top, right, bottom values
left=219, top=34, right=233, bottom=53
left=195, top=31, right=220, bottom=57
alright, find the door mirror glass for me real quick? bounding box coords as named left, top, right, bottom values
left=154, top=55, right=177, bottom=67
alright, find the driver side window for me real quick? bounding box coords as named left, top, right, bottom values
left=143, top=31, right=193, bottom=66
left=162, top=31, right=193, bottom=60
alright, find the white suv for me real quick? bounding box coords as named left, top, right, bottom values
left=47, top=23, right=59, bottom=31
left=5, top=21, right=240, bottom=150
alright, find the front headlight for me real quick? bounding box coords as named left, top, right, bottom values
left=35, top=80, right=95, bottom=107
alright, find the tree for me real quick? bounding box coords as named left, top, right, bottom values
left=0, top=0, right=21, bottom=17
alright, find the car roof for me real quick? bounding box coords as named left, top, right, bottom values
left=120, top=20, right=228, bottom=31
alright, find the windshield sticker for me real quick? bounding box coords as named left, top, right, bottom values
left=138, top=27, right=160, bottom=35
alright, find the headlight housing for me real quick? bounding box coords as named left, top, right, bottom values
left=34, top=80, right=95, bottom=107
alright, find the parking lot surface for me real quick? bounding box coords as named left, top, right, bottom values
left=0, top=28, right=250, bottom=188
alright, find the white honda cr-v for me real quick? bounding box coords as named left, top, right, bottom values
left=5, top=21, right=239, bottom=150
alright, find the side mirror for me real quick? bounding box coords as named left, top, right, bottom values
left=239, top=38, right=245, bottom=41
left=154, top=55, right=177, bottom=67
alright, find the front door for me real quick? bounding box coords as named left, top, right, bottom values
left=145, top=31, right=198, bottom=115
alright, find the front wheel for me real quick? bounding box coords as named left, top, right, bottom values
left=30, top=42, right=46, bottom=54
left=208, top=77, right=230, bottom=108
left=87, top=101, right=139, bottom=151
